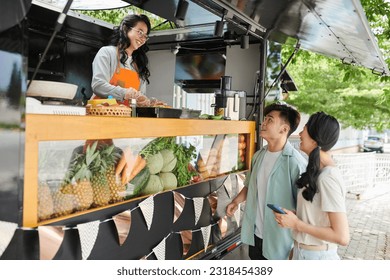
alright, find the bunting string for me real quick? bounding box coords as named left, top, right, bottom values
left=9, top=191, right=211, bottom=232
left=0, top=183, right=237, bottom=260
left=141, top=220, right=222, bottom=260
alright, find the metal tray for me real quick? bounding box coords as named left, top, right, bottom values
left=136, top=107, right=202, bottom=119
left=136, top=107, right=182, bottom=118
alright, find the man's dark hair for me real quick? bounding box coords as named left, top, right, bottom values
left=263, top=102, right=301, bottom=136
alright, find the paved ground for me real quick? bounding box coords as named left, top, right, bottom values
left=224, top=182, right=390, bottom=260
left=339, top=183, right=390, bottom=260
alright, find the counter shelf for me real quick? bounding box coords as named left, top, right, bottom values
left=24, top=114, right=255, bottom=228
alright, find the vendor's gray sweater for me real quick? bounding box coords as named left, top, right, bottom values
left=91, top=45, right=146, bottom=101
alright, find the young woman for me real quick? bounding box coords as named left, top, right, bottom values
left=274, top=112, right=350, bottom=260
left=91, top=14, right=151, bottom=106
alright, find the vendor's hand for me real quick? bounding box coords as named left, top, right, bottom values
left=115, top=147, right=136, bottom=185
left=226, top=201, right=238, bottom=217
left=274, top=208, right=299, bottom=229
left=136, top=95, right=151, bottom=107
left=124, top=87, right=141, bottom=100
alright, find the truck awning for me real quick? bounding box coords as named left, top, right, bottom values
left=26, top=0, right=389, bottom=75
left=130, top=0, right=389, bottom=76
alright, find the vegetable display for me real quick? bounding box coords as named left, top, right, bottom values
left=140, top=137, right=197, bottom=187
left=125, top=167, right=150, bottom=199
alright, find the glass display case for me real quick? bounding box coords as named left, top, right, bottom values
left=36, top=133, right=248, bottom=223
left=24, top=114, right=255, bottom=228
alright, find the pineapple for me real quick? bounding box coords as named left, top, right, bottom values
left=90, top=146, right=112, bottom=207
left=52, top=190, right=75, bottom=217
left=100, top=145, right=123, bottom=203
left=38, top=182, right=54, bottom=221
left=61, top=141, right=99, bottom=211
left=91, top=172, right=111, bottom=207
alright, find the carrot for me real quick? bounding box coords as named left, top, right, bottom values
left=119, top=163, right=127, bottom=185
left=127, top=155, right=147, bottom=182
left=115, top=147, right=133, bottom=175
left=116, top=154, right=127, bottom=175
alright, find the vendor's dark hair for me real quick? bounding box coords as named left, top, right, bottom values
left=264, top=102, right=301, bottom=136
left=296, top=112, right=340, bottom=202
left=110, top=14, right=151, bottom=83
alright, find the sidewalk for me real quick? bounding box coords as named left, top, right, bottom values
left=339, top=183, right=390, bottom=260
left=224, top=183, right=390, bottom=260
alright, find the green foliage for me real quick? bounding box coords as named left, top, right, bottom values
left=76, top=6, right=170, bottom=30
left=282, top=1, right=390, bottom=131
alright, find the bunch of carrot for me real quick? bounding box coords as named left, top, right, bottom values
left=115, top=147, right=147, bottom=185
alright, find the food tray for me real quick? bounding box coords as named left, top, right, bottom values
left=136, top=107, right=182, bottom=118
left=136, top=107, right=201, bottom=119
left=86, top=105, right=131, bottom=117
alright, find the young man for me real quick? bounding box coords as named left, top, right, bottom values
left=226, top=102, right=307, bottom=260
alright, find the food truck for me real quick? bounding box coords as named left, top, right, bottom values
left=0, top=0, right=388, bottom=260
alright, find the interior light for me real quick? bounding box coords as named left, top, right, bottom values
left=175, top=0, right=189, bottom=21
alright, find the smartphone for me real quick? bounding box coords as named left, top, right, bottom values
left=267, top=203, right=286, bottom=214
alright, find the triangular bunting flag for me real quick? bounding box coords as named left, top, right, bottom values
left=201, top=224, right=211, bottom=252
left=113, top=210, right=132, bottom=246
left=193, top=197, right=204, bottom=225
left=0, top=220, right=17, bottom=258
left=233, top=204, right=241, bottom=227
left=38, top=226, right=65, bottom=260
left=180, top=230, right=193, bottom=258
left=218, top=217, right=228, bottom=239
left=173, top=192, right=186, bottom=223
left=224, top=175, right=233, bottom=198
left=207, top=192, right=218, bottom=217
left=236, top=173, right=245, bottom=191
left=139, top=196, right=154, bottom=230
left=152, top=238, right=166, bottom=260
left=77, top=220, right=100, bottom=260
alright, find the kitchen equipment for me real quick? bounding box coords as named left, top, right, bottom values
left=27, top=80, right=78, bottom=100
left=215, top=76, right=232, bottom=110
left=26, top=97, right=86, bottom=115
left=214, top=90, right=246, bottom=120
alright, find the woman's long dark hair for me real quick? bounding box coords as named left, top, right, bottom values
left=109, top=14, right=151, bottom=83
left=296, top=112, right=340, bottom=202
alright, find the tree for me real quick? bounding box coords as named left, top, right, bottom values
left=77, top=6, right=170, bottom=30
left=283, top=0, right=390, bottom=131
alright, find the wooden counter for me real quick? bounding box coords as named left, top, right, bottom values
left=23, top=114, right=256, bottom=227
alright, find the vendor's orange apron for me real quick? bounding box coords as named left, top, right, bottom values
left=93, top=50, right=140, bottom=107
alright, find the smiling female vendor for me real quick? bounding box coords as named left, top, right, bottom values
left=91, top=14, right=151, bottom=106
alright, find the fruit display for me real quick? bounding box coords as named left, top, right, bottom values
left=89, top=144, right=121, bottom=206
left=237, top=134, right=246, bottom=170
left=37, top=182, right=54, bottom=221
left=37, top=141, right=123, bottom=221
left=36, top=134, right=245, bottom=222
left=86, top=98, right=131, bottom=117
